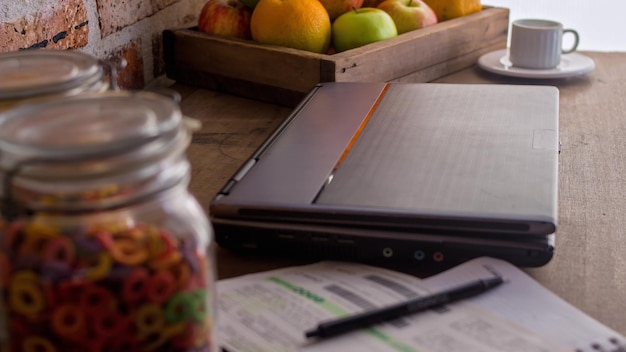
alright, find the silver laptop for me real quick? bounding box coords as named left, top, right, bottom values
left=210, top=82, right=559, bottom=267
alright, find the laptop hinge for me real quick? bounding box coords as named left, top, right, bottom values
left=217, top=85, right=323, bottom=196
left=219, top=158, right=257, bottom=195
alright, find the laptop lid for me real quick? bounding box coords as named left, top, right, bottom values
left=210, top=82, right=559, bottom=237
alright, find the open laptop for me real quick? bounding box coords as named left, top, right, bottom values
left=210, top=82, right=559, bottom=267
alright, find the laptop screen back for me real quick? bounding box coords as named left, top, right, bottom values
left=211, top=82, right=559, bottom=237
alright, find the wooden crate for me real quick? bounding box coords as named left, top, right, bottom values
left=164, top=7, right=508, bottom=107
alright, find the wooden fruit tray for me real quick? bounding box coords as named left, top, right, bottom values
left=163, top=6, right=508, bottom=107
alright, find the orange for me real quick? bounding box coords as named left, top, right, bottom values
left=250, top=0, right=331, bottom=54
left=422, top=0, right=481, bottom=21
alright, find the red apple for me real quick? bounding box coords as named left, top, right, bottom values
left=197, top=0, right=252, bottom=40
left=318, top=0, right=364, bottom=22
left=377, top=0, right=437, bottom=34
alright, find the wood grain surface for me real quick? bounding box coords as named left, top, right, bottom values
left=176, top=51, right=626, bottom=336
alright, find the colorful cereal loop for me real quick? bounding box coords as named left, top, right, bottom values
left=51, top=304, right=85, bottom=337
left=148, top=229, right=177, bottom=259
left=141, top=322, right=185, bottom=352
left=164, top=292, right=192, bottom=324
left=73, top=236, right=104, bottom=254
left=93, top=230, right=115, bottom=250
left=172, top=322, right=210, bottom=349
left=122, top=268, right=150, bottom=303
left=90, top=221, right=128, bottom=238
left=146, top=270, right=177, bottom=304
left=170, top=323, right=195, bottom=349
left=194, top=321, right=211, bottom=348
left=92, top=310, right=128, bottom=338
left=54, top=280, right=88, bottom=305
left=41, top=236, right=75, bottom=266
left=170, top=260, right=191, bottom=290
left=115, top=226, right=147, bottom=244
left=18, top=232, right=55, bottom=258
left=135, top=304, right=165, bottom=338
left=189, top=289, right=208, bottom=323
left=9, top=278, right=44, bottom=316
left=22, top=336, right=57, bottom=352
left=84, top=252, right=112, bottom=281
left=24, top=222, right=59, bottom=239
left=149, top=250, right=182, bottom=270
left=110, top=237, right=149, bottom=265
left=12, top=270, right=38, bottom=283
left=79, top=284, right=115, bottom=314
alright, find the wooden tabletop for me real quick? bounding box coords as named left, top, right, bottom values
left=176, top=51, right=626, bottom=336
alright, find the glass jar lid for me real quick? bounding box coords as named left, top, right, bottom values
left=0, top=90, right=186, bottom=178
left=0, top=50, right=104, bottom=100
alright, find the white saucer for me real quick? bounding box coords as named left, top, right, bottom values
left=478, top=49, right=595, bottom=79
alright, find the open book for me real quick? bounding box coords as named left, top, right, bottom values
left=217, top=257, right=625, bottom=352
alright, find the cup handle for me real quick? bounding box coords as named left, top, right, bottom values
left=562, top=29, right=579, bottom=54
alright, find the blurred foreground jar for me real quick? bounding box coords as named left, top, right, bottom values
left=0, top=92, right=216, bottom=352
left=0, top=50, right=117, bottom=112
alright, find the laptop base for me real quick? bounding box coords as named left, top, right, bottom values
left=214, top=219, right=555, bottom=268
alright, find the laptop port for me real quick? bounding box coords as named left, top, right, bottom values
left=433, top=251, right=444, bottom=262
left=414, top=250, right=426, bottom=261
left=311, top=235, right=330, bottom=242
left=277, top=233, right=296, bottom=240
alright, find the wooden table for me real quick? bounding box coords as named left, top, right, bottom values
left=176, top=51, right=626, bottom=336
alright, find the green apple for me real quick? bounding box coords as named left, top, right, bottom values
left=377, top=0, right=437, bottom=34
left=332, top=8, right=398, bottom=53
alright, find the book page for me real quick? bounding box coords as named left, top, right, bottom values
left=217, top=260, right=570, bottom=352
left=422, top=257, right=626, bottom=352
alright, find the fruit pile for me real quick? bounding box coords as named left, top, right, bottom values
left=197, top=0, right=481, bottom=54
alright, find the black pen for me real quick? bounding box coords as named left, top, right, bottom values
left=305, top=276, right=504, bottom=339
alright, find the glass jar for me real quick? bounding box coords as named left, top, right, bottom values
left=0, top=50, right=118, bottom=112
left=0, top=91, right=216, bottom=352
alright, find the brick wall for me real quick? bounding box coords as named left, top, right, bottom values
left=0, top=0, right=205, bottom=89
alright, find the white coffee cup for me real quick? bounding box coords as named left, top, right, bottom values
left=509, top=19, right=580, bottom=69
